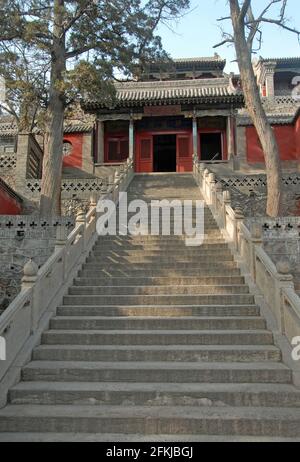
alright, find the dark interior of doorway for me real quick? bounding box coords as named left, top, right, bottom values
left=153, top=135, right=177, bottom=172
left=200, top=133, right=222, bottom=161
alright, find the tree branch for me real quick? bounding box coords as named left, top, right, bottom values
left=239, top=0, right=252, bottom=22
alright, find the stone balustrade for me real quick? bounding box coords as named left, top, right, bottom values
left=194, top=159, right=300, bottom=345
left=219, top=173, right=300, bottom=190
left=0, top=158, right=134, bottom=386
left=0, top=151, right=16, bottom=171
left=0, top=216, right=74, bottom=237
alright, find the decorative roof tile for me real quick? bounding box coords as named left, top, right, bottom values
left=173, top=56, right=225, bottom=64
left=259, top=57, right=300, bottom=65
left=84, top=77, right=243, bottom=109
left=63, top=123, right=94, bottom=133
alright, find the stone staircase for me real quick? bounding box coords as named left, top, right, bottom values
left=1, top=173, right=300, bottom=441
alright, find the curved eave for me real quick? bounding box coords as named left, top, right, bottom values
left=83, top=95, right=244, bottom=111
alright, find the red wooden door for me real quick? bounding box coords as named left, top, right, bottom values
left=137, top=136, right=153, bottom=173
left=176, top=134, right=192, bottom=172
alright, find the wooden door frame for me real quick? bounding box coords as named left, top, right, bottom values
left=136, top=129, right=192, bottom=172
left=198, top=128, right=228, bottom=161
left=104, top=132, right=129, bottom=163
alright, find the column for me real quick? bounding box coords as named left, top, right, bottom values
left=265, top=64, right=276, bottom=97
left=227, top=113, right=239, bottom=169
left=226, top=115, right=235, bottom=160
left=96, top=121, right=105, bottom=163
left=192, top=116, right=198, bottom=160
left=129, top=118, right=134, bottom=160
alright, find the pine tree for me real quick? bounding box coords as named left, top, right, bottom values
left=0, top=0, right=190, bottom=215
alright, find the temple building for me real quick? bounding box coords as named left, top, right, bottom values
left=83, top=55, right=243, bottom=173
left=81, top=54, right=300, bottom=173
left=0, top=54, right=300, bottom=189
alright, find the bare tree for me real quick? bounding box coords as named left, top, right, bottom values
left=215, top=0, right=300, bottom=217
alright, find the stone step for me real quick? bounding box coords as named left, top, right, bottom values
left=3, top=405, right=299, bottom=437
left=86, top=255, right=235, bottom=264
left=73, top=276, right=246, bottom=287
left=82, top=262, right=239, bottom=271
left=21, top=361, right=291, bottom=384
left=91, top=250, right=232, bottom=258
left=69, top=285, right=249, bottom=296
left=49, top=316, right=266, bottom=331
left=56, top=304, right=260, bottom=317
left=112, top=222, right=219, bottom=228
left=93, top=242, right=228, bottom=250
left=9, top=382, right=300, bottom=407
left=125, top=197, right=204, bottom=202
left=0, top=433, right=299, bottom=442
left=41, top=329, right=274, bottom=346
left=78, top=268, right=243, bottom=278
left=96, top=235, right=223, bottom=242
left=32, top=344, right=281, bottom=363
left=62, top=294, right=254, bottom=306
left=92, top=246, right=231, bottom=254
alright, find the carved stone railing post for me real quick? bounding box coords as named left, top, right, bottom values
left=208, top=173, right=216, bottom=209
left=275, top=259, right=295, bottom=333
left=75, top=208, right=86, bottom=253
left=215, top=182, right=223, bottom=225
left=222, top=190, right=231, bottom=230
left=21, top=259, right=39, bottom=333
left=249, top=223, right=263, bottom=281
left=203, top=169, right=209, bottom=202
left=198, top=163, right=206, bottom=190
left=233, top=206, right=244, bottom=250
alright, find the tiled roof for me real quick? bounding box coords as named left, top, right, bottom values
left=255, top=57, right=300, bottom=71
left=84, top=77, right=243, bottom=109
left=237, top=96, right=300, bottom=125
left=64, top=122, right=94, bottom=133
left=259, top=57, right=300, bottom=65
left=0, top=116, right=94, bottom=136
left=173, top=56, right=225, bottom=63
left=143, top=55, right=226, bottom=74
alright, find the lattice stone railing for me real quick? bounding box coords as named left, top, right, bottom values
left=0, top=151, right=16, bottom=170
left=262, top=95, right=299, bottom=108
left=219, top=174, right=300, bottom=190
left=24, top=164, right=130, bottom=198
left=193, top=161, right=300, bottom=350
left=245, top=217, right=300, bottom=238
left=25, top=177, right=111, bottom=198
left=0, top=216, right=75, bottom=238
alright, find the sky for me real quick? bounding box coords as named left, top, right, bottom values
left=157, top=0, right=300, bottom=73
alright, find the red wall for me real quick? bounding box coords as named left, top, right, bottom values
left=0, top=187, right=22, bottom=215
left=246, top=124, right=299, bottom=163
left=63, top=133, right=83, bottom=168
left=295, top=114, right=300, bottom=154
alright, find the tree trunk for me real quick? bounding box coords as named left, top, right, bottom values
left=40, top=0, right=65, bottom=216
left=230, top=0, right=282, bottom=217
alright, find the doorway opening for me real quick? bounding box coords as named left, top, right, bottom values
left=153, top=135, right=177, bottom=172
left=200, top=133, right=223, bottom=161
